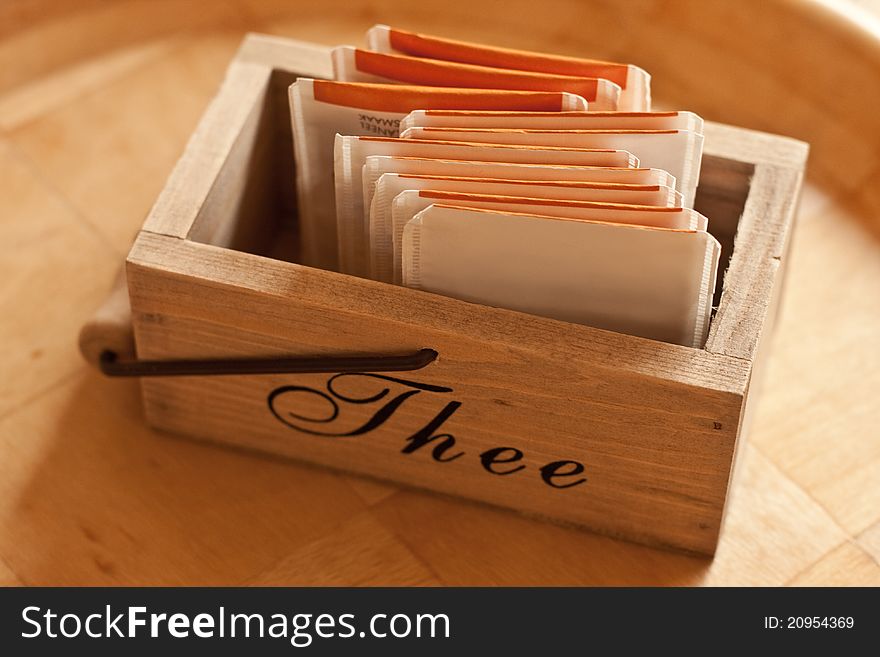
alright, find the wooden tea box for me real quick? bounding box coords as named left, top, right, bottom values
left=84, top=34, right=808, bottom=556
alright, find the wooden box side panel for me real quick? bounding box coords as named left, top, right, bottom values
left=128, top=233, right=745, bottom=555
left=702, top=126, right=808, bottom=361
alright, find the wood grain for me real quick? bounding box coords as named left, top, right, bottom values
left=1, top=0, right=877, bottom=584
left=789, top=542, right=880, bottom=586
left=0, top=138, right=120, bottom=419
left=245, top=511, right=440, bottom=586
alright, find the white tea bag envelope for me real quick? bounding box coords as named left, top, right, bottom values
left=290, top=77, right=588, bottom=270
left=334, top=135, right=638, bottom=276
left=333, top=47, right=621, bottom=110
left=402, top=204, right=720, bottom=347
left=361, top=156, right=676, bottom=218
left=401, top=109, right=703, bottom=133
left=373, top=175, right=678, bottom=231
left=367, top=24, right=650, bottom=111
left=388, top=190, right=707, bottom=284
left=400, top=126, right=703, bottom=207
left=369, top=175, right=681, bottom=282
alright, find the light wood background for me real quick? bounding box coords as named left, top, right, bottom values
left=1, top=0, right=878, bottom=586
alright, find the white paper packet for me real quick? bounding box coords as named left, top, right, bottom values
left=290, top=77, right=588, bottom=270
left=402, top=204, right=720, bottom=347
left=388, top=190, right=707, bottom=284
left=366, top=24, right=650, bottom=111
left=368, top=174, right=681, bottom=282
left=400, top=110, right=703, bottom=133
left=334, top=135, right=638, bottom=276
left=332, top=46, right=621, bottom=110
left=400, top=126, right=703, bottom=207
left=361, top=156, right=676, bottom=219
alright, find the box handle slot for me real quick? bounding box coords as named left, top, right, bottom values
left=98, top=348, right=438, bottom=378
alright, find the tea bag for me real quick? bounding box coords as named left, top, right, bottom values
left=401, top=204, right=720, bottom=347
left=389, top=190, right=707, bottom=284
left=333, top=47, right=621, bottom=110
left=361, top=155, right=676, bottom=219
left=400, top=126, right=703, bottom=207
left=369, top=174, right=680, bottom=282
left=290, top=77, right=588, bottom=270
left=401, top=109, right=703, bottom=133
left=334, top=135, right=638, bottom=276
left=367, top=24, right=651, bottom=111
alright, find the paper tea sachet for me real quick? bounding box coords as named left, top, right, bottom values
left=400, top=110, right=703, bottom=132
left=373, top=175, right=678, bottom=236
left=388, top=191, right=708, bottom=285
left=366, top=24, right=650, bottom=111
left=401, top=205, right=720, bottom=347
left=368, top=174, right=681, bottom=282
left=332, top=47, right=620, bottom=110
left=290, top=78, right=588, bottom=270
left=361, top=156, right=676, bottom=218
left=333, top=135, right=638, bottom=276
left=400, top=126, right=703, bottom=207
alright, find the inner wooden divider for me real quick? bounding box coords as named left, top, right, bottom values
left=188, top=67, right=752, bottom=333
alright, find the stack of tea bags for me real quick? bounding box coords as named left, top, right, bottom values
left=290, top=25, right=720, bottom=348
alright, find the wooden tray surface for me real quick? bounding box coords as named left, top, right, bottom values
left=0, top=0, right=877, bottom=585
